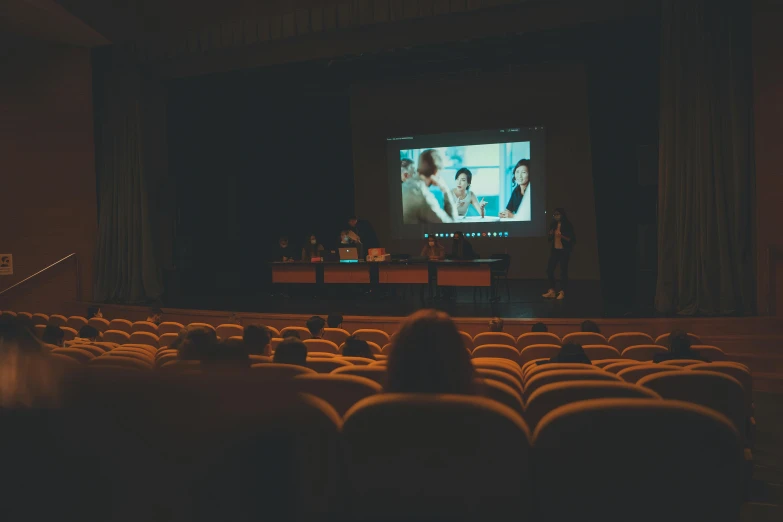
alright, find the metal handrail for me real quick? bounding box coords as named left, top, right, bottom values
left=0, top=253, right=79, bottom=297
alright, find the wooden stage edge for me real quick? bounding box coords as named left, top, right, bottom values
left=64, top=301, right=783, bottom=357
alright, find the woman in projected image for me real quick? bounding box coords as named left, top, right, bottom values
left=499, top=159, right=531, bottom=221
left=451, top=168, right=487, bottom=218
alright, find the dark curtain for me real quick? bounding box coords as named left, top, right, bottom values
left=655, top=0, right=754, bottom=315
left=93, top=46, right=163, bottom=303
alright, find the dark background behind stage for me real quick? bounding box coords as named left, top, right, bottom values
left=166, top=16, right=659, bottom=314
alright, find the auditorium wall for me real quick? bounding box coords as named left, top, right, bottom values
left=753, top=0, right=783, bottom=316
left=0, top=43, right=97, bottom=312
left=351, top=63, right=600, bottom=280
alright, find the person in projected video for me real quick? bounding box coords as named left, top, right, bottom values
left=451, top=168, right=487, bottom=218
left=402, top=149, right=458, bottom=224
left=499, top=159, right=531, bottom=221
left=401, top=159, right=415, bottom=183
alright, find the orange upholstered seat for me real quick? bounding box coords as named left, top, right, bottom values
left=157, top=321, right=185, bottom=335
left=331, top=365, right=387, bottom=388
left=280, top=326, right=311, bottom=339
left=472, top=344, right=520, bottom=365
left=66, top=316, right=88, bottom=330
left=132, top=321, right=159, bottom=334
left=250, top=362, right=316, bottom=378
left=87, top=317, right=110, bottom=332
left=216, top=324, right=243, bottom=339
left=351, top=329, right=391, bottom=346
left=293, top=374, right=381, bottom=416
left=617, top=364, right=685, bottom=383
left=323, top=327, right=350, bottom=345
left=608, top=332, right=654, bottom=351
left=108, top=319, right=133, bottom=333
left=517, top=332, right=561, bottom=350
left=476, top=378, right=525, bottom=416
left=621, top=344, right=669, bottom=361
left=561, top=332, right=607, bottom=346
left=523, top=369, right=620, bottom=401
left=519, top=344, right=562, bottom=364
left=459, top=331, right=474, bottom=351
left=473, top=332, right=517, bottom=348
left=306, top=357, right=353, bottom=373
left=304, top=339, right=340, bottom=354
left=581, top=345, right=622, bottom=360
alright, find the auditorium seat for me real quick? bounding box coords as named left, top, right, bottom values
left=90, top=355, right=152, bottom=371
left=293, top=374, right=382, bottom=416
left=105, top=349, right=155, bottom=363
left=561, top=331, right=607, bottom=345
left=524, top=381, right=661, bottom=428
left=132, top=321, right=159, bottom=334
left=475, top=368, right=524, bottom=397
left=323, top=327, right=350, bottom=345
left=121, top=343, right=158, bottom=356
left=87, top=317, right=110, bottom=332
left=48, top=314, right=67, bottom=327
left=472, top=344, right=521, bottom=365
left=307, top=352, right=337, bottom=358
left=532, top=399, right=743, bottom=522
left=473, top=332, right=516, bottom=348
left=250, top=363, right=315, bottom=378
left=307, top=357, right=352, bottom=373
left=603, top=360, right=645, bottom=374
left=690, top=344, right=727, bottom=360
left=158, top=360, right=201, bottom=373
left=341, top=356, right=375, bottom=365
left=157, top=321, right=185, bottom=335
left=581, top=344, right=622, bottom=360
left=188, top=322, right=216, bottom=332
left=616, top=364, right=684, bottom=383
left=591, top=358, right=629, bottom=368
left=655, top=332, right=702, bottom=346
left=128, top=331, right=159, bottom=347
left=688, top=362, right=753, bottom=417
left=524, top=362, right=598, bottom=384
left=108, top=318, right=133, bottom=333
left=270, top=337, right=283, bottom=352
left=340, top=394, right=532, bottom=522
left=33, top=324, right=46, bottom=339
left=351, top=329, right=391, bottom=346
left=31, top=313, right=49, bottom=325
left=638, top=372, right=746, bottom=446
left=68, top=344, right=105, bottom=357
left=659, top=359, right=707, bottom=367
left=16, top=312, right=32, bottom=320
left=369, top=359, right=387, bottom=366
left=524, top=369, right=620, bottom=401
left=61, top=327, right=78, bottom=342
left=621, top=344, right=668, bottom=361
left=216, top=324, right=243, bottom=339
left=280, top=326, right=311, bottom=339
left=332, top=365, right=387, bottom=388
left=521, top=358, right=548, bottom=374
left=607, top=331, right=654, bottom=352
left=471, top=358, right=524, bottom=384
left=249, top=355, right=272, bottom=364
left=91, top=341, right=118, bottom=352
left=158, top=332, right=179, bottom=348
left=52, top=347, right=95, bottom=363
left=339, top=341, right=382, bottom=355
left=266, top=325, right=281, bottom=337
left=459, top=331, right=474, bottom=351
left=65, top=316, right=88, bottom=330
left=304, top=339, right=340, bottom=354
left=50, top=352, right=81, bottom=367
left=516, top=332, right=561, bottom=350
left=155, top=351, right=179, bottom=367
left=381, top=343, right=391, bottom=353
left=519, top=344, right=561, bottom=364
left=476, top=378, right=525, bottom=416
left=0, top=310, right=17, bottom=317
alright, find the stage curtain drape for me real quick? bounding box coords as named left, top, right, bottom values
left=93, top=47, right=164, bottom=303
left=655, top=0, right=755, bottom=315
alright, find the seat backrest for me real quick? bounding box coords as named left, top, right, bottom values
left=48, top=314, right=67, bottom=327
left=516, top=332, right=561, bottom=350
left=339, top=341, right=382, bottom=355
left=155, top=351, right=180, bottom=367
left=659, top=359, right=707, bottom=367
left=638, top=371, right=746, bottom=440
left=525, top=381, right=661, bottom=428
left=459, top=331, right=474, bottom=351
left=128, top=331, right=159, bottom=347
left=61, top=327, right=78, bottom=341
left=475, top=378, right=525, bottom=416
left=31, top=313, right=49, bottom=326
left=607, top=332, right=654, bottom=351
left=561, top=332, right=607, bottom=346
left=351, top=329, right=391, bottom=346
left=188, top=322, right=216, bottom=332
left=121, top=343, right=157, bottom=355
left=270, top=337, right=284, bottom=352
left=475, top=368, right=524, bottom=397
left=621, top=344, right=669, bottom=361
left=655, top=332, right=702, bottom=346
left=688, top=363, right=753, bottom=414
left=521, top=358, right=549, bottom=374
left=340, top=356, right=375, bottom=366
left=280, top=326, right=311, bottom=340
left=690, top=344, right=727, bottom=361
left=304, top=339, right=340, bottom=354
left=158, top=332, right=179, bottom=348
left=250, top=362, right=316, bottom=378
left=581, top=345, right=622, bottom=360
left=617, top=364, right=685, bottom=383
left=471, top=358, right=524, bottom=385
left=524, top=369, right=620, bottom=401
left=472, top=344, right=520, bottom=365
left=323, top=327, right=350, bottom=345
left=90, top=355, right=152, bottom=371
left=524, top=363, right=599, bottom=384
left=519, top=344, right=562, bottom=364
left=473, top=332, right=517, bottom=348
left=341, top=394, right=532, bottom=521
left=87, top=317, right=110, bottom=332
left=307, top=357, right=352, bottom=373
left=293, top=374, right=381, bottom=416
left=603, top=360, right=645, bottom=374
left=33, top=324, right=46, bottom=339
left=331, top=365, right=388, bottom=388
left=52, top=347, right=95, bottom=363
left=132, top=321, right=159, bottom=334
left=216, top=324, right=244, bottom=339
left=68, top=344, right=106, bottom=357
left=108, top=319, right=133, bottom=333
left=532, top=398, right=742, bottom=522
left=66, top=316, right=88, bottom=330
left=591, top=358, right=629, bottom=368
left=157, top=321, right=185, bottom=335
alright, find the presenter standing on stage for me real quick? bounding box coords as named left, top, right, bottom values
left=542, top=208, right=575, bottom=300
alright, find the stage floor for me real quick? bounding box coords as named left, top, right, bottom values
left=166, top=279, right=622, bottom=319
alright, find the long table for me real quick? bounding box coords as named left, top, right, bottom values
left=271, top=260, right=501, bottom=288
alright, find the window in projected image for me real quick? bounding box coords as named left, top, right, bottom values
left=400, top=141, right=531, bottom=223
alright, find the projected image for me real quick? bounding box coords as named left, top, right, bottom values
left=399, top=141, right=531, bottom=224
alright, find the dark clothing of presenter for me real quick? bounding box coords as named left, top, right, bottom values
left=351, top=220, right=380, bottom=250
left=451, top=238, right=477, bottom=260
left=547, top=220, right=575, bottom=292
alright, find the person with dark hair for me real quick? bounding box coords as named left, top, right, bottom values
left=580, top=320, right=601, bottom=333
left=147, top=307, right=164, bottom=325
left=284, top=330, right=301, bottom=339
left=274, top=235, right=297, bottom=262
left=342, top=335, right=375, bottom=360
left=451, top=168, right=486, bottom=218
left=387, top=309, right=475, bottom=394
left=87, top=306, right=102, bottom=319
left=402, top=149, right=458, bottom=224
left=488, top=317, right=504, bottom=332
left=306, top=316, right=326, bottom=339
left=420, top=237, right=446, bottom=260
left=499, top=159, right=531, bottom=220
left=273, top=338, right=307, bottom=366
left=531, top=322, right=548, bottom=332
left=450, top=231, right=477, bottom=260
left=653, top=330, right=710, bottom=363
left=347, top=215, right=379, bottom=250
left=73, top=325, right=100, bottom=344
left=537, top=343, right=592, bottom=365
left=327, top=313, right=344, bottom=329
left=302, top=234, right=324, bottom=261
left=401, top=159, right=415, bottom=183
left=178, top=326, right=218, bottom=361
left=42, top=325, right=65, bottom=347
left=203, top=337, right=249, bottom=369
left=542, top=208, right=576, bottom=300
left=244, top=325, right=272, bottom=356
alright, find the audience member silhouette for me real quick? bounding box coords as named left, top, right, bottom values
left=178, top=326, right=218, bottom=361
left=147, top=307, right=164, bottom=326
left=87, top=305, right=102, bottom=319
left=42, top=325, right=65, bottom=347
left=488, top=317, right=504, bottom=332
left=74, top=325, right=100, bottom=343
left=273, top=338, right=308, bottom=367
left=537, top=342, right=592, bottom=365
left=327, top=312, right=344, bottom=329
left=531, top=322, right=548, bottom=332
left=387, top=309, right=475, bottom=394
left=244, top=325, right=272, bottom=356
left=342, top=336, right=375, bottom=360
left=580, top=320, right=601, bottom=333
left=653, top=330, right=710, bottom=363
left=306, top=316, right=326, bottom=339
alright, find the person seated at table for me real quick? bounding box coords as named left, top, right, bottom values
left=302, top=234, right=324, bottom=261
left=450, top=231, right=477, bottom=260
left=653, top=330, right=710, bottom=363
left=274, top=235, right=297, bottom=262
left=536, top=342, right=592, bottom=365
left=306, top=316, right=326, bottom=339
left=420, top=237, right=445, bottom=260
left=342, top=335, right=376, bottom=360
left=339, top=229, right=363, bottom=258
left=273, top=337, right=308, bottom=367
